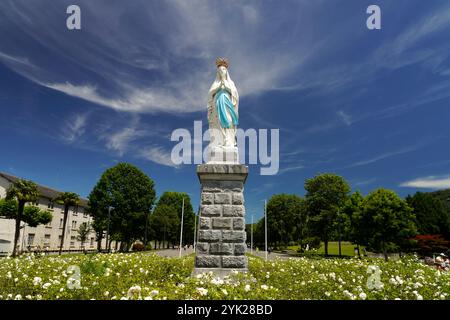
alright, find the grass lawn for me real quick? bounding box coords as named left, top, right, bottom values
left=288, top=241, right=363, bottom=257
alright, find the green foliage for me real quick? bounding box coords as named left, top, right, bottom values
left=265, top=194, right=307, bottom=248
left=80, top=256, right=108, bottom=276
left=305, top=173, right=350, bottom=255
left=88, top=163, right=156, bottom=249
left=0, top=199, right=52, bottom=227
left=4, top=179, right=40, bottom=257
left=149, top=204, right=180, bottom=248
left=338, top=191, right=365, bottom=244
left=76, top=222, right=92, bottom=245
left=0, top=199, right=18, bottom=217
left=406, top=192, right=450, bottom=237
left=359, top=188, right=417, bottom=260
left=153, top=192, right=196, bottom=245
left=0, top=253, right=448, bottom=300
left=22, top=206, right=52, bottom=227
left=6, top=179, right=39, bottom=204
left=53, top=192, right=80, bottom=207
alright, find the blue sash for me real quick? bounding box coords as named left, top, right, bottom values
left=215, top=89, right=238, bottom=128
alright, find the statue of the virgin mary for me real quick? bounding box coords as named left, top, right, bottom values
left=206, top=58, right=239, bottom=163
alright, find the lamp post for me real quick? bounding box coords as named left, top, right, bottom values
left=250, top=214, right=254, bottom=255
left=193, top=206, right=199, bottom=252
left=179, top=198, right=185, bottom=258
left=106, top=206, right=114, bottom=253
left=264, top=199, right=268, bottom=261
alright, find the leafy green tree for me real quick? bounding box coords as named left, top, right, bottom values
left=5, top=179, right=40, bottom=257
left=54, top=192, right=80, bottom=255
left=338, top=191, right=365, bottom=258
left=150, top=192, right=195, bottom=248
left=88, top=163, right=156, bottom=251
left=406, top=192, right=450, bottom=237
left=149, top=204, right=180, bottom=249
left=77, top=222, right=92, bottom=249
left=305, top=173, right=350, bottom=256
left=360, top=188, right=417, bottom=261
left=266, top=194, right=306, bottom=249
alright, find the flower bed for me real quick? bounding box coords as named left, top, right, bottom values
left=0, top=253, right=448, bottom=300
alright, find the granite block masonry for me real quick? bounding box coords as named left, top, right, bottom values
left=194, top=164, right=248, bottom=275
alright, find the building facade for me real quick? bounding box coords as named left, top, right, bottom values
left=0, top=172, right=112, bottom=255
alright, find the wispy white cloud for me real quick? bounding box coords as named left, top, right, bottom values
left=346, top=146, right=418, bottom=168
left=337, top=110, right=352, bottom=126
left=0, top=1, right=320, bottom=114
left=400, top=174, right=450, bottom=189
left=138, top=146, right=178, bottom=168
left=353, top=178, right=376, bottom=187
left=105, top=127, right=140, bottom=156
left=60, top=113, right=87, bottom=143
left=278, top=165, right=304, bottom=175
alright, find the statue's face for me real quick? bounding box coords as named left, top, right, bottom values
left=218, top=66, right=227, bottom=80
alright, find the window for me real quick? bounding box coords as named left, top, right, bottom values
left=44, top=234, right=51, bottom=246
left=70, top=236, right=76, bottom=247
left=27, top=234, right=35, bottom=246
left=73, top=205, right=78, bottom=216
left=90, top=237, right=94, bottom=247
left=71, top=220, right=77, bottom=230
left=33, top=200, right=39, bottom=206
left=47, top=201, right=54, bottom=209
left=59, top=218, right=63, bottom=228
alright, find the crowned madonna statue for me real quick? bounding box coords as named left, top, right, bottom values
left=194, top=58, right=248, bottom=276
left=206, top=58, right=239, bottom=163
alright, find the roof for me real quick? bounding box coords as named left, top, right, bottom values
left=0, top=172, right=88, bottom=208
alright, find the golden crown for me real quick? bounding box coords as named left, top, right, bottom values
left=215, top=57, right=229, bottom=68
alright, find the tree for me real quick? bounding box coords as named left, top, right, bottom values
left=149, top=204, right=180, bottom=249
left=266, top=194, right=306, bottom=249
left=5, top=179, right=40, bottom=257
left=54, top=192, right=80, bottom=255
left=339, top=191, right=365, bottom=258
left=305, top=173, right=350, bottom=256
left=360, top=188, right=417, bottom=261
left=88, top=163, right=156, bottom=251
left=0, top=199, right=52, bottom=228
left=406, top=192, right=450, bottom=237
left=150, top=192, right=195, bottom=248
left=77, top=222, right=92, bottom=250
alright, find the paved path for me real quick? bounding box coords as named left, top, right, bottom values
left=249, top=250, right=293, bottom=260
left=151, top=248, right=294, bottom=260
left=151, top=248, right=195, bottom=258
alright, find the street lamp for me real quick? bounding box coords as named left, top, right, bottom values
left=179, top=198, right=185, bottom=258
left=264, top=199, right=268, bottom=261
left=251, top=214, right=254, bottom=255
left=193, top=206, right=199, bottom=252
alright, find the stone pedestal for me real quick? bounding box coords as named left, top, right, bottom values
left=194, top=164, right=248, bottom=276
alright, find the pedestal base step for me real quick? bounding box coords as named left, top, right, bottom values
left=192, top=268, right=248, bottom=278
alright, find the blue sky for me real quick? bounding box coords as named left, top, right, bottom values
left=1, top=0, right=450, bottom=221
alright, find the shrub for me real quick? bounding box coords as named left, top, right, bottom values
left=411, top=234, right=450, bottom=256
left=131, top=243, right=145, bottom=251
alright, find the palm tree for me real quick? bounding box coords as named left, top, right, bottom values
left=54, top=192, right=80, bottom=255
left=6, top=179, right=39, bottom=257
